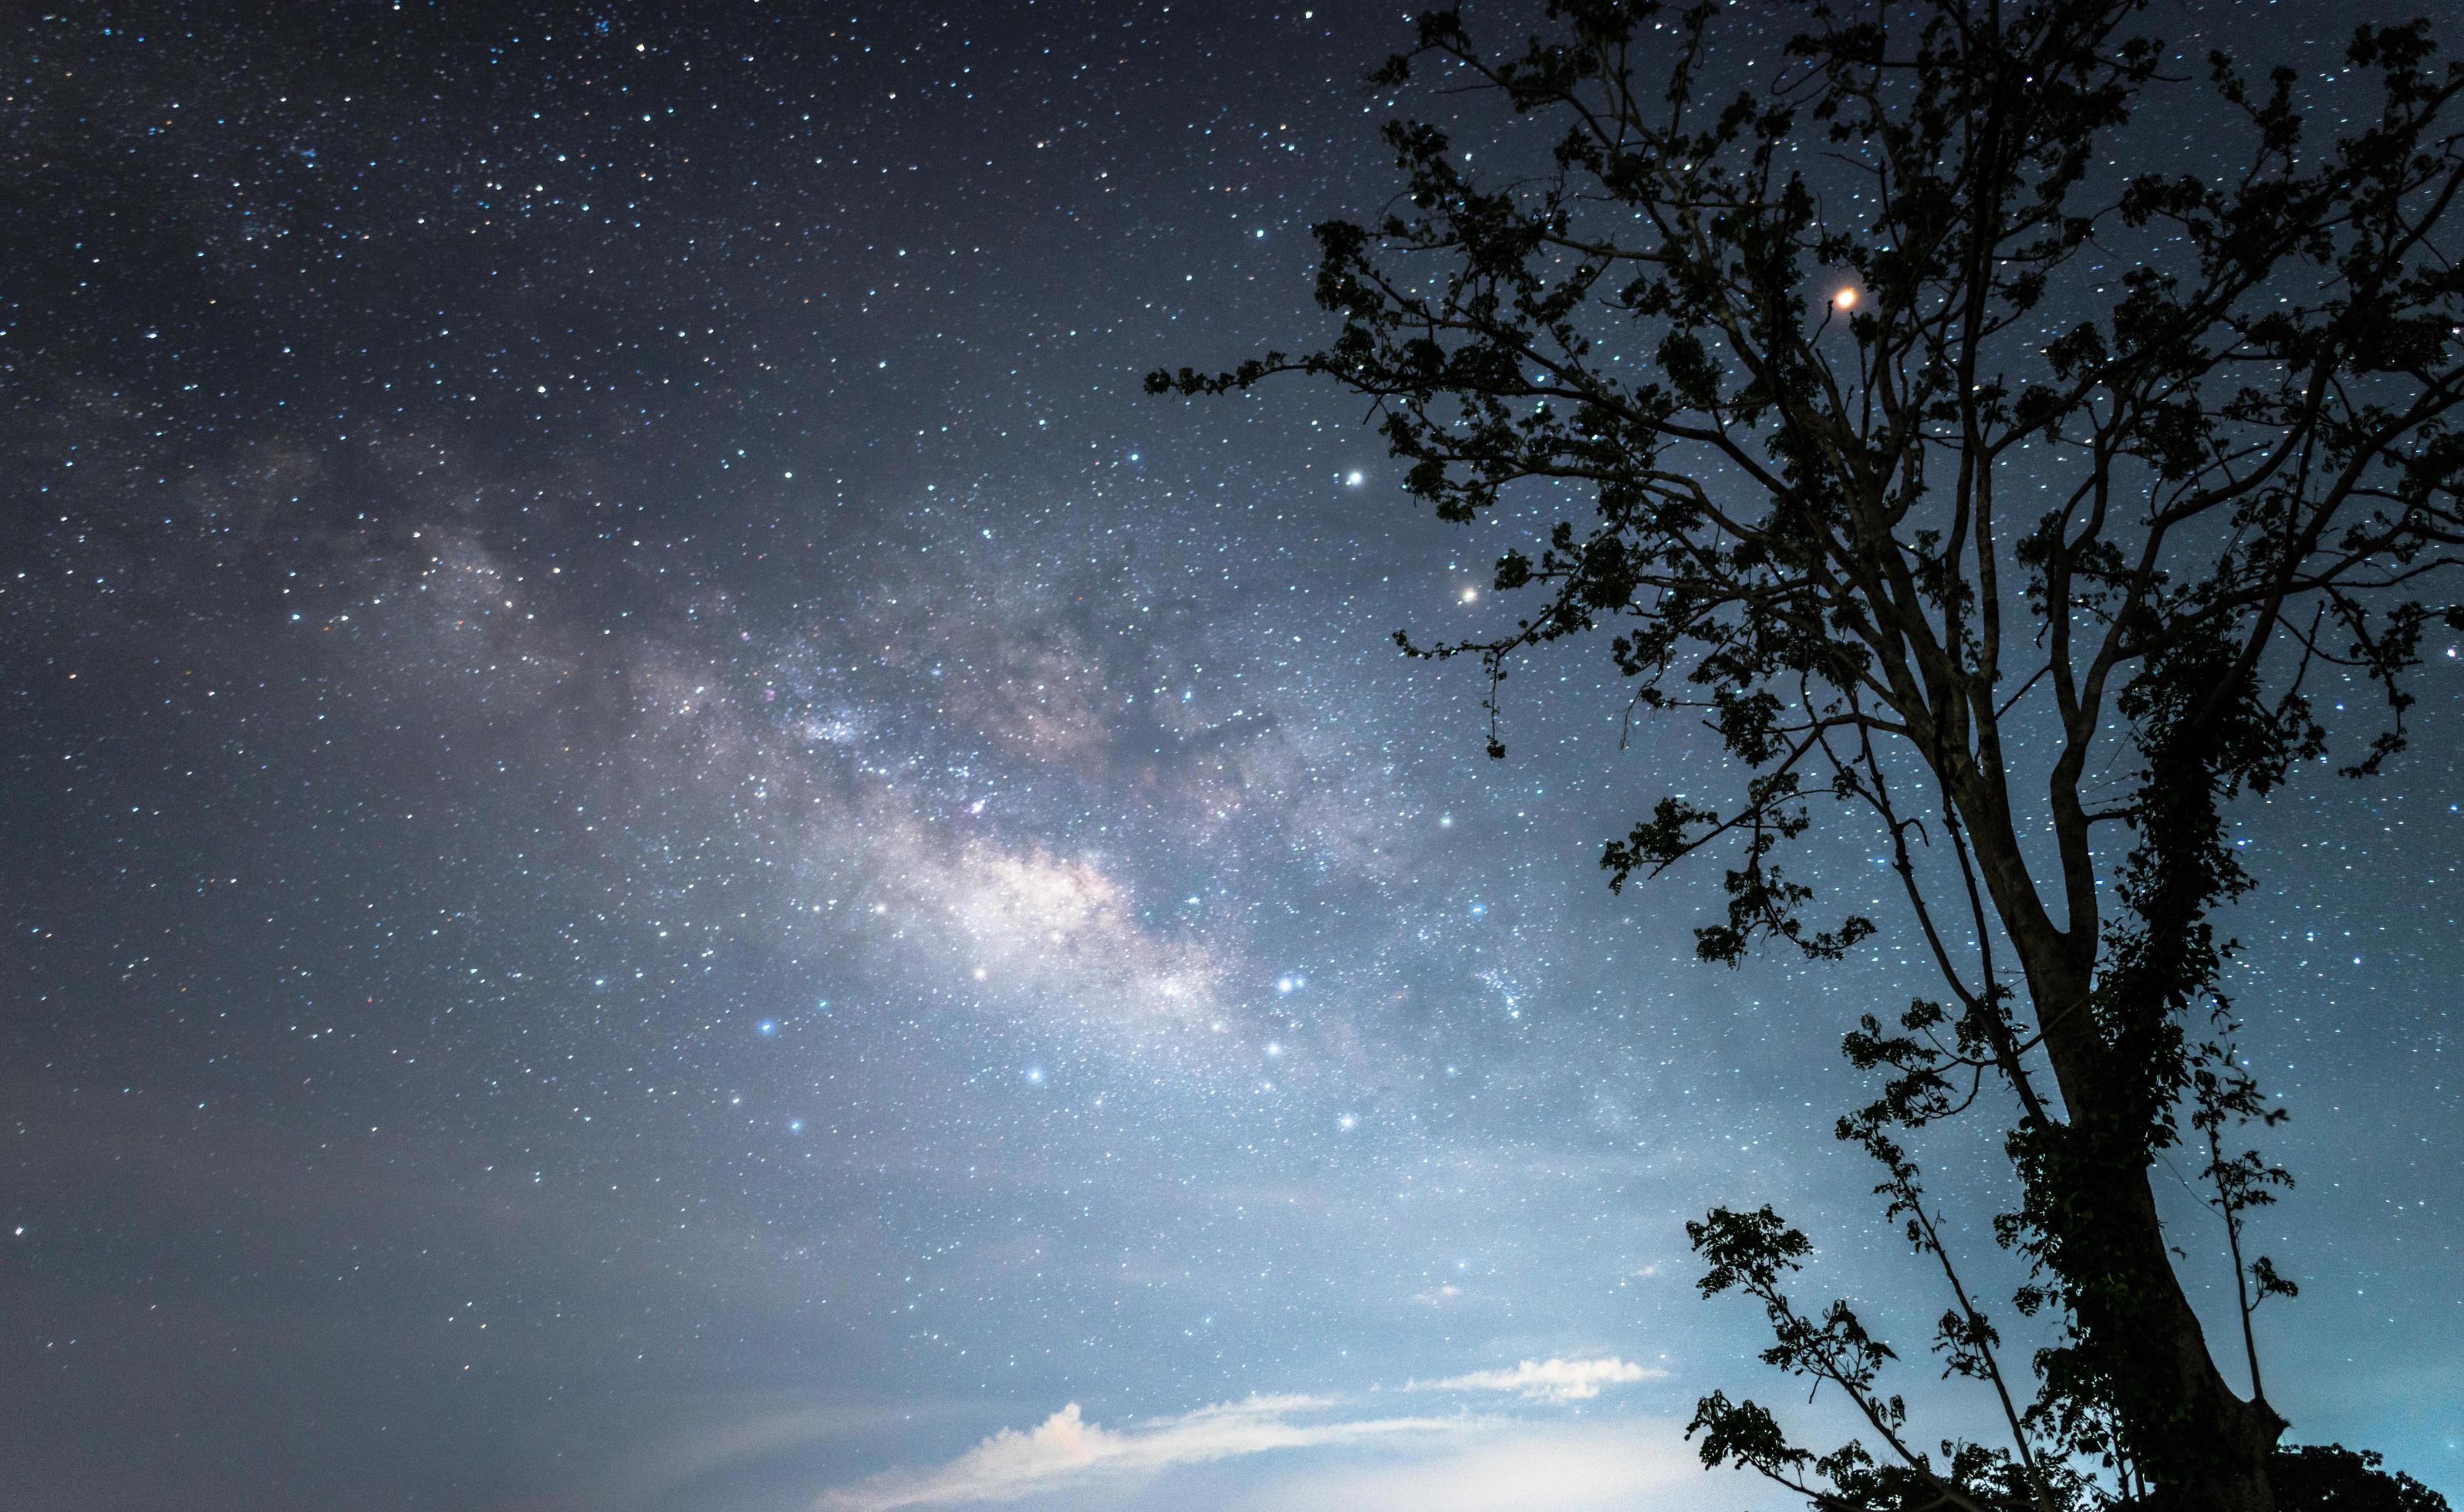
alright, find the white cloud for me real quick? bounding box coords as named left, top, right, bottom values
left=812, top=1396, right=1464, bottom=1511
left=813, top=1363, right=1676, bottom=1510
left=1408, top=1357, right=1663, bottom=1404
left=1224, top=1419, right=1735, bottom=1512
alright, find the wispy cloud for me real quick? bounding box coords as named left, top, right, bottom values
left=1224, top=1419, right=1726, bottom=1512
left=812, top=1396, right=1464, bottom=1511
left=812, top=1358, right=1673, bottom=1510
left=1406, top=1357, right=1662, bottom=1403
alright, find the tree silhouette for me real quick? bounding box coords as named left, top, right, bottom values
left=1153, top=3, right=2463, bottom=1509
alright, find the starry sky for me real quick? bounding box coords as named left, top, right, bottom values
left=3, top=4, right=2459, bottom=1510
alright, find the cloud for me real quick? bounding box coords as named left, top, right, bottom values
left=1221, top=1419, right=1734, bottom=1512
left=1407, top=1357, right=1663, bottom=1404
left=812, top=1364, right=1672, bottom=1510
left=812, top=1396, right=1464, bottom=1511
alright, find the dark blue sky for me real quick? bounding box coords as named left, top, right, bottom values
left=4, top=3, right=2458, bottom=1509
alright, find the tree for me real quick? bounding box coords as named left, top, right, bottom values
left=1151, top=3, right=2464, bottom=1509
left=2270, top=1446, right=2455, bottom=1512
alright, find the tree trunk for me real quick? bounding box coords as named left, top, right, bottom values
left=2017, top=947, right=2286, bottom=1511
left=1954, top=783, right=2286, bottom=1511
left=2067, top=1165, right=2285, bottom=1511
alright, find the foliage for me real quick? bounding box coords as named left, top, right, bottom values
left=1153, top=2, right=2464, bottom=1509
left=2267, top=1446, right=2455, bottom=1512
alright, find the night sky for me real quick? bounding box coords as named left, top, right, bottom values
left=4, top=4, right=2459, bottom=1510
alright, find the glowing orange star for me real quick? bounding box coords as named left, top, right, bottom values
left=1834, top=286, right=1858, bottom=310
